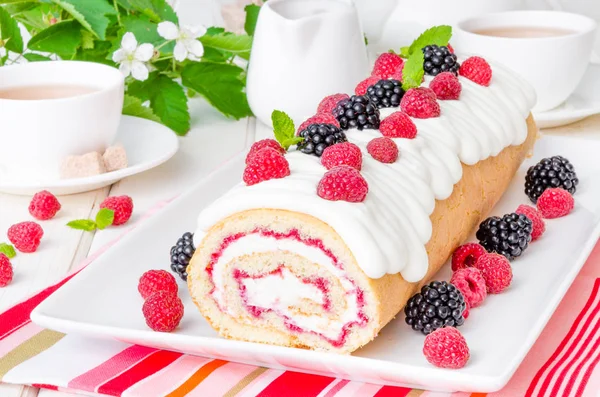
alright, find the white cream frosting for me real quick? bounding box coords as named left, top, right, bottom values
left=195, top=61, right=536, bottom=282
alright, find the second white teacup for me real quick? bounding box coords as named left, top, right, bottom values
left=454, top=11, right=597, bottom=112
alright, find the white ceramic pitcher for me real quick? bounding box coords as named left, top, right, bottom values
left=246, top=0, right=369, bottom=128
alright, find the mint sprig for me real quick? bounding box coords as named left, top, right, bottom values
left=406, top=25, right=452, bottom=57
left=0, top=243, right=16, bottom=259
left=67, top=209, right=115, bottom=232
left=402, top=51, right=425, bottom=91
left=272, top=110, right=304, bottom=150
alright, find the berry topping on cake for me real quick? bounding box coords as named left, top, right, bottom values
left=100, top=195, right=133, bottom=226
left=405, top=281, right=467, bottom=335
left=0, top=254, right=13, bottom=288
left=243, top=147, right=291, bottom=185
left=246, top=139, right=285, bottom=164
left=367, top=137, right=399, bottom=164
left=450, top=267, right=487, bottom=308
left=170, top=232, right=195, bottom=281
left=447, top=43, right=454, bottom=53
left=365, top=79, right=405, bottom=109
left=297, top=123, right=347, bottom=157
left=400, top=87, right=441, bottom=119
left=422, top=45, right=460, bottom=76
left=321, top=142, right=362, bottom=171
left=142, top=290, right=184, bottom=332
left=516, top=205, right=546, bottom=241
left=8, top=222, right=43, bottom=253
left=476, top=213, right=532, bottom=260
left=459, top=56, right=492, bottom=86
left=380, top=111, right=417, bottom=139
left=317, top=165, right=368, bottom=203
left=463, top=300, right=470, bottom=319
left=317, top=93, right=350, bottom=115
left=138, top=269, right=178, bottom=300
left=371, top=52, right=404, bottom=79
left=537, top=188, right=575, bottom=219
left=429, top=72, right=462, bottom=100
left=29, top=190, right=61, bottom=221
left=333, top=95, right=381, bottom=130
left=391, top=63, right=405, bottom=81
left=355, top=76, right=381, bottom=96
left=451, top=243, right=486, bottom=272
left=297, top=113, right=340, bottom=133
left=525, top=155, right=578, bottom=203
left=423, top=327, right=470, bottom=369
left=474, top=253, right=513, bottom=294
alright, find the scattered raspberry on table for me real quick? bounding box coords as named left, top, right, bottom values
left=100, top=195, right=134, bottom=226
left=138, top=269, right=178, bottom=300
left=8, top=222, right=44, bottom=253
left=142, top=291, right=184, bottom=332
left=0, top=254, right=13, bottom=287
left=28, top=190, right=61, bottom=221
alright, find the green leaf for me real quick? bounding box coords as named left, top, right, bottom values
left=27, top=20, right=82, bottom=57
left=399, top=46, right=410, bottom=58
left=0, top=6, right=24, bottom=53
left=407, top=25, right=452, bottom=56
left=182, top=62, right=252, bottom=120
left=121, top=14, right=161, bottom=44
left=66, top=219, right=97, bottom=232
left=402, top=50, right=425, bottom=91
left=271, top=110, right=297, bottom=149
left=202, top=46, right=230, bottom=63
left=2, top=3, right=39, bottom=15
left=205, top=27, right=225, bottom=36
left=74, top=39, right=113, bottom=65
left=81, top=29, right=94, bottom=49
left=128, top=73, right=190, bottom=135
left=52, top=0, right=116, bottom=40
left=125, top=0, right=177, bottom=23
left=244, top=4, right=260, bottom=36
left=23, top=53, right=52, bottom=62
left=95, top=208, right=114, bottom=230
left=0, top=0, right=37, bottom=3
left=200, top=33, right=252, bottom=60
left=122, top=94, right=161, bottom=123
left=0, top=243, right=16, bottom=259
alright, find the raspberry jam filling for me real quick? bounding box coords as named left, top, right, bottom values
left=206, top=228, right=368, bottom=347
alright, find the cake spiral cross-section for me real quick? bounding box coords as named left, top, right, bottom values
left=187, top=56, right=538, bottom=353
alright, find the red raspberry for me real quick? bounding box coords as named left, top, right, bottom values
left=246, top=139, right=285, bottom=164
left=100, top=195, right=134, bottom=226
left=243, top=147, right=290, bottom=186
left=355, top=76, right=380, bottom=96
left=317, top=93, right=349, bottom=115
left=450, top=267, right=487, bottom=308
left=379, top=111, right=417, bottom=139
left=537, top=188, right=574, bottom=219
left=447, top=43, right=454, bottom=53
left=474, top=253, right=512, bottom=294
left=8, top=222, right=43, bottom=253
left=423, top=327, right=470, bottom=369
left=516, top=204, right=546, bottom=240
left=459, top=56, right=492, bottom=86
left=463, top=300, right=470, bottom=319
left=138, top=269, right=178, bottom=300
left=0, top=254, right=13, bottom=287
left=297, top=113, right=340, bottom=133
left=391, top=63, right=405, bottom=81
left=28, top=190, right=61, bottom=220
left=142, top=291, right=184, bottom=332
left=451, top=243, right=486, bottom=272
left=400, top=87, right=441, bottom=119
left=321, top=142, right=362, bottom=171
left=371, top=52, right=404, bottom=79
left=317, top=165, right=368, bottom=203
left=367, top=137, right=399, bottom=163
left=429, top=72, right=462, bottom=100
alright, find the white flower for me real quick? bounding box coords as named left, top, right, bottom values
left=112, top=33, right=155, bottom=81
left=157, top=21, right=206, bottom=62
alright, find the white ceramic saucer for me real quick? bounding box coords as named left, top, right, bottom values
left=0, top=116, right=179, bottom=196
left=534, top=63, right=600, bottom=129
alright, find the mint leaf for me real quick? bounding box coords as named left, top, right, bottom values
left=182, top=62, right=252, bottom=120
left=399, top=46, right=410, bottom=58
left=67, top=219, right=97, bottom=232
left=407, top=25, right=452, bottom=56
left=23, top=53, right=52, bottom=62
left=0, top=6, right=24, bottom=53
left=52, top=0, right=116, bottom=40
left=244, top=4, right=260, bottom=36
left=271, top=110, right=299, bottom=150
left=0, top=243, right=16, bottom=259
left=402, top=50, right=425, bottom=91
left=28, top=20, right=82, bottom=58
left=122, top=94, right=161, bottom=123
left=125, top=0, right=178, bottom=23
left=95, top=208, right=114, bottom=230
left=200, top=33, right=252, bottom=60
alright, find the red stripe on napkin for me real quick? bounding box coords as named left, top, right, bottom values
left=256, top=371, right=334, bottom=397
left=373, top=385, right=411, bottom=396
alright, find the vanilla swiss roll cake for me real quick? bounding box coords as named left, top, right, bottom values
left=187, top=58, right=537, bottom=353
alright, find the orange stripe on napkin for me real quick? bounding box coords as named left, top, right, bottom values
left=166, top=359, right=228, bottom=397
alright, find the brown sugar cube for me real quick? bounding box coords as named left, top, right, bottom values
left=103, top=145, right=128, bottom=172
left=60, top=151, right=106, bottom=179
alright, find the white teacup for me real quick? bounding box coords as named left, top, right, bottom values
left=454, top=11, right=597, bottom=112
left=0, top=61, right=124, bottom=182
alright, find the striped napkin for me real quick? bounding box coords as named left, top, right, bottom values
left=0, top=204, right=599, bottom=396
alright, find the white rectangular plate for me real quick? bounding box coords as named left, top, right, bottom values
left=32, top=136, right=600, bottom=392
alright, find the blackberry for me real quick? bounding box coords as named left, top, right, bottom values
left=525, top=155, right=578, bottom=203
left=297, top=123, right=347, bottom=157
left=365, top=79, right=404, bottom=109
left=333, top=95, right=380, bottom=131
left=476, top=213, right=532, bottom=260
left=170, top=232, right=195, bottom=281
left=404, top=280, right=467, bottom=335
left=422, top=45, right=459, bottom=76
